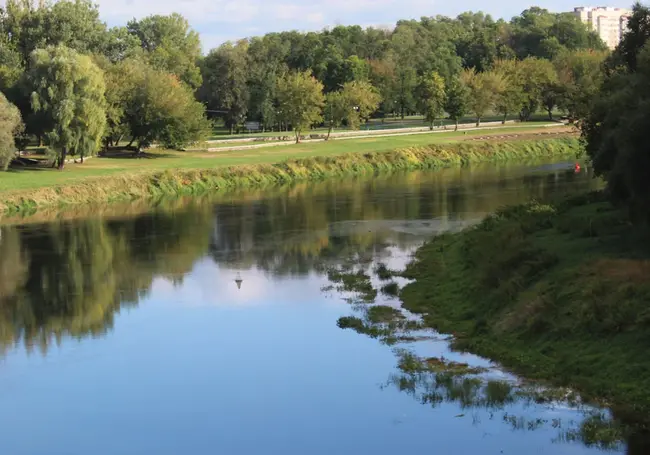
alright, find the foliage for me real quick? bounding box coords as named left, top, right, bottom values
left=555, top=49, right=607, bottom=122
left=275, top=71, right=325, bottom=143
left=444, top=76, right=470, bottom=130
left=518, top=57, right=559, bottom=120
left=509, top=7, right=607, bottom=59
left=0, top=91, right=23, bottom=170
left=126, top=13, right=202, bottom=89
left=416, top=71, right=446, bottom=128
left=200, top=41, right=250, bottom=133
left=461, top=69, right=505, bottom=126
left=27, top=45, right=106, bottom=168
left=492, top=59, right=525, bottom=123
left=124, top=65, right=210, bottom=150
left=582, top=4, right=650, bottom=221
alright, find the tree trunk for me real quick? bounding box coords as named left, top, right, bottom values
left=547, top=109, right=553, bottom=121
left=502, top=112, right=507, bottom=125
left=126, top=137, right=135, bottom=148
left=295, top=130, right=301, bottom=144
left=455, top=119, right=459, bottom=131
left=476, top=117, right=481, bottom=127
left=80, top=152, right=84, bottom=164
left=58, top=147, right=67, bottom=170
left=430, top=120, right=434, bottom=131
left=38, top=135, right=43, bottom=147
left=326, top=125, right=333, bottom=141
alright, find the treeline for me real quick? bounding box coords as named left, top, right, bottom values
left=0, top=0, right=609, bottom=170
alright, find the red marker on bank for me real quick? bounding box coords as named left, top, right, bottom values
left=575, top=163, right=581, bottom=172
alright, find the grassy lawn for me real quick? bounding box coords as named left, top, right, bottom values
left=209, top=113, right=561, bottom=140
left=0, top=124, right=572, bottom=192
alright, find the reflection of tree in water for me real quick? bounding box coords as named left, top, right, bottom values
left=208, top=167, right=598, bottom=275
left=0, top=207, right=214, bottom=354
left=0, top=165, right=598, bottom=353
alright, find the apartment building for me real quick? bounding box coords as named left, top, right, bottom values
left=573, top=6, right=631, bottom=49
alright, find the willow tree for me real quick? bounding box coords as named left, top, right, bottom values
left=0, top=91, right=23, bottom=170
left=28, top=45, right=106, bottom=169
left=275, top=71, right=325, bottom=143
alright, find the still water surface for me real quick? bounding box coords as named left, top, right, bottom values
left=0, top=162, right=624, bottom=455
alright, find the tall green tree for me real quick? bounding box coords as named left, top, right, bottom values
left=444, top=76, right=470, bottom=131
left=582, top=3, right=650, bottom=221
left=492, top=59, right=525, bottom=123
left=0, top=91, right=23, bottom=170
left=461, top=69, right=504, bottom=126
left=275, top=71, right=325, bottom=143
left=555, top=49, right=607, bottom=122
left=27, top=45, right=106, bottom=169
left=325, top=80, right=381, bottom=139
left=416, top=71, right=446, bottom=129
left=127, top=13, right=202, bottom=89
left=200, top=41, right=250, bottom=134
left=124, top=65, right=210, bottom=151
left=518, top=57, right=558, bottom=121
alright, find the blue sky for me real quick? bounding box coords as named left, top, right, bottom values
left=97, top=0, right=630, bottom=51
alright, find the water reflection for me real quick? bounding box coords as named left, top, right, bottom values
left=2, top=163, right=637, bottom=455
left=0, top=165, right=596, bottom=355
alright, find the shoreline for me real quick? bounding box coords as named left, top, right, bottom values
left=399, top=191, right=650, bottom=427
left=0, top=136, right=582, bottom=217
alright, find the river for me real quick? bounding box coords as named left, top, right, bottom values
left=1, top=161, right=633, bottom=455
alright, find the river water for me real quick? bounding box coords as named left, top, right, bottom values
left=0, top=161, right=632, bottom=455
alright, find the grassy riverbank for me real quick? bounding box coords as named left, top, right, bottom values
left=0, top=134, right=580, bottom=214
left=401, top=191, right=650, bottom=424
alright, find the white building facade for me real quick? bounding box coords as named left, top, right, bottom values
left=573, top=6, right=631, bottom=49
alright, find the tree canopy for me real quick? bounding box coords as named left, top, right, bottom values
left=582, top=3, right=650, bottom=221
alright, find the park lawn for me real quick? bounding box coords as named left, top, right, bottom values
left=0, top=123, right=571, bottom=192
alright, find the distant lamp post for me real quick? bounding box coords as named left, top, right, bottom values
left=235, top=272, right=243, bottom=290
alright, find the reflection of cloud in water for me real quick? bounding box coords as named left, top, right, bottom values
left=149, top=258, right=339, bottom=308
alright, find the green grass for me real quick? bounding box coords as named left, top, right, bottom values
left=400, top=191, right=650, bottom=427
left=0, top=129, right=579, bottom=214
left=1, top=124, right=570, bottom=193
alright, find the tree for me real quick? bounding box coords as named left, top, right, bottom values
left=555, top=49, right=606, bottom=122
left=94, top=56, right=142, bottom=147
left=27, top=45, right=106, bottom=169
left=461, top=69, right=504, bottom=126
left=200, top=41, right=250, bottom=134
left=325, top=80, right=381, bottom=139
left=0, top=91, right=22, bottom=170
left=492, top=59, right=525, bottom=123
left=324, top=90, right=348, bottom=140
left=518, top=57, right=558, bottom=121
left=582, top=4, right=650, bottom=221
left=275, top=71, right=325, bottom=143
left=444, top=76, right=470, bottom=130
left=509, top=7, right=606, bottom=60
left=1, top=0, right=108, bottom=64
left=416, top=71, right=446, bottom=129
left=124, top=65, right=210, bottom=151
left=127, top=13, right=202, bottom=89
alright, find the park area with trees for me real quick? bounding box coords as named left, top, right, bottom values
left=0, top=0, right=616, bottom=170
